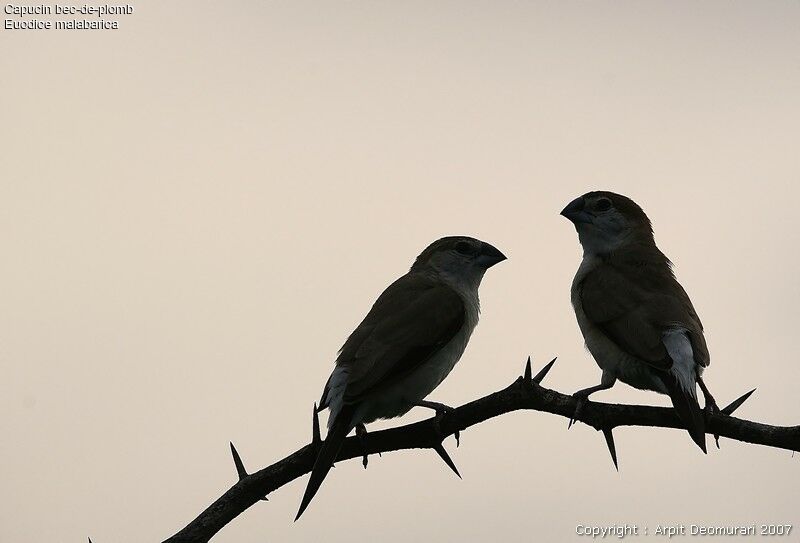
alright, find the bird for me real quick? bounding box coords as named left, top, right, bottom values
left=561, top=191, right=717, bottom=453
left=295, top=236, right=507, bottom=520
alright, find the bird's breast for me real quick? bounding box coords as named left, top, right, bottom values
left=570, top=255, right=601, bottom=343
left=571, top=257, right=634, bottom=372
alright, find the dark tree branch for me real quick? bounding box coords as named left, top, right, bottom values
left=162, top=358, right=799, bottom=543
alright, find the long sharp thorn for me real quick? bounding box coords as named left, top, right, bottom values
left=433, top=443, right=462, bottom=479
left=721, top=389, right=756, bottom=416
left=312, top=403, right=321, bottom=445
left=533, top=357, right=557, bottom=384
left=229, top=441, right=248, bottom=480
left=455, top=430, right=460, bottom=448
left=523, top=356, right=532, bottom=384
left=602, top=428, right=619, bottom=471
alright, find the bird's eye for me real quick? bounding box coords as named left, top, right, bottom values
left=595, top=198, right=612, bottom=212
left=455, top=241, right=473, bottom=255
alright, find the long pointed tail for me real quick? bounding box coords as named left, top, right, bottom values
left=295, top=406, right=355, bottom=520
left=660, top=373, right=707, bottom=453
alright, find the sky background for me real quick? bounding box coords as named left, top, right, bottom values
left=1, top=1, right=799, bottom=542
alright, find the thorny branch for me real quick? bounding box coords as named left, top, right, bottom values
left=161, top=358, right=799, bottom=543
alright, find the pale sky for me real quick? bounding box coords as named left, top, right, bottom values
left=1, top=2, right=798, bottom=542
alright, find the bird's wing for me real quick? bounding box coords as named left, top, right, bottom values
left=580, top=260, right=708, bottom=370
left=332, top=273, right=466, bottom=403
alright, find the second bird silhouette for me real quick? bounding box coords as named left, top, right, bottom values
left=561, top=191, right=716, bottom=453
left=295, top=236, right=506, bottom=519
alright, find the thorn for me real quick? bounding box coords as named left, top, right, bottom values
left=602, top=428, right=619, bottom=471
left=455, top=430, right=460, bottom=448
left=89, top=539, right=93, bottom=543
left=533, top=357, right=557, bottom=384
left=721, top=389, right=756, bottom=416
left=568, top=397, right=584, bottom=430
left=704, top=406, right=721, bottom=449
left=312, top=403, right=321, bottom=445
left=230, top=442, right=268, bottom=500
left=523, top=356, right=532, bottom=384
left=229, top=441, right=248, bottom=480
left=433, top=442, right=462, bottom=479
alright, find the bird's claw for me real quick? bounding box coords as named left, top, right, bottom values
left=704, top=400, right=721, bottom=449
left=432, top=407, right=459, bottom=444
left=436, top=406, right=460, bottom=446
left=569, top=394, right=588, bottom=429
left=417, top=400, right=460, bottom=446
left=356, top=424, right=369, bottom=468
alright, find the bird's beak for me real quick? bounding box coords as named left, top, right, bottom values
left=476, top=242, right=507, bottom=268
left=560, top=196, right=593, bottom=224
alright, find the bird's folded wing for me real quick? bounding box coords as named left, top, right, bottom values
left=581, top=262, right=708, bottom=370
left=333, top=274, right=466, bottom=402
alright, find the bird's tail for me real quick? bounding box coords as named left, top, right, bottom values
left=295, top=405, right=356, bottom=521
left=659, top=372, right=707, bottom=453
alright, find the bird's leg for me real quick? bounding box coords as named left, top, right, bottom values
left=414, top=400, right=460, bottom=446
left=697, top=376, right=721, bottom=449
left=415, top=400, right=455, bottom=414
left=569, top=373, right=616, bottom=429
left=355, top=423, right=369, bottom=469
left=697, top=377, right=719, bottom=411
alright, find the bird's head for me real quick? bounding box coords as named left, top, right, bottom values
left=560, top=191, right=653, bottom=255
left=411, top=236, right=506, bottom=286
